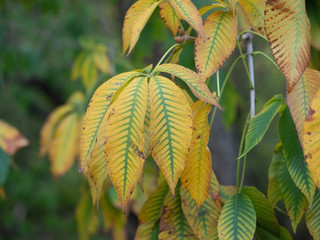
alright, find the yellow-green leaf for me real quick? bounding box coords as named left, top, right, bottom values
left=40, top=104, right=73, bottom=156
left=279, top=106, right=315, bottom=206
left=136, top=177, right=169, bottom=240
left=278, top=157, right=307, bottom=233
left=238, top=0, right=265, bottom=34
left=71, top=51, right=87, bottom=80
left=122, top=0, right=157, bottom=55
left=105, top=77, right=148, bottom=210
left=194, top=11, right=237, bottom=79
left=306, top=190, right=320, bottom=240
left=159, top=1, right=180, bottom=36
left=49, top=113, right=80, bottom=178
left=128, top=1, right=160, bottom=55
left=159, top=187, right=197, bottom=240
left=93, top=52, right=110, bottom=74
left=287, top=68, right=320, bottom=143
left=149, top=76, right=192, bottom=195
left=218, top=193, right=256, bottom=240
left=304, top=88, right=320, bottom=189
left=219, top=185, right=237, bottom=203
left=264, top=0, right=311, bottom=92
left=181, top=103, right=212, bottom=207
left=156, top=63, right=221, bottom=108
left=143, top=95, right=151, bottom=158
left=0, top=119, right=29, bottom=156
left=198, top=4, right=228, bottom=16
left=81, top=55, right=98, bottom=88
left=168, top=0, right=205, bottom=37
left=181, top=173, right=222, bottom=240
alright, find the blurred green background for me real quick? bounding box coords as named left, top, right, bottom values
left=0, top=0, right=319, bottom=239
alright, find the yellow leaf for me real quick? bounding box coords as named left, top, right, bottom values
left=264, top=0, right=311, bottom=92
left=81, top=55, right=98, bottom=89
left=194, top=11, right=237, bottom=79
left=93, top=52, right=110, bottom=74
left=128, top=1, right=160, bottom=55
left=122, top=0, right=157, bottom=55
left=181, top=103, right=212, bottom=207
left=149, top=76, right=192, bottom=195
left=159, top=1, right=180, bottom=36
left=143, top=95, right=151, bottom=158
left=287, top=68, right=320, bottom=144
left=0, top=119, right=29, bottom=156
left=168, top=0, right=205, bottom=38
left=198, top=3, right=229, bottom=16
left=49, top=113, right=80, bottom=177
left=238, top=0, right=265, bottom=34
left=40, top=104, right=73, bottom=156
left=71, top=51, right=87, bottom=81
left=105, top=77, right=148, bottom=210
left=229, top=0, right=238, bottom=15
left=304, top=89, right=320, bottom=188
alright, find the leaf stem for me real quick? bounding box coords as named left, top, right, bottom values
left=239, top=29, right=268, bottom=42
left=151, top=43, right=180, bottom=75
left=252, top=51, right=281, bottom=72
left=217, top=70, right=220, bottom=97
left=237, top=39, right=253, bottom=89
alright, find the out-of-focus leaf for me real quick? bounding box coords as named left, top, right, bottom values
left=306, top=190, right=320, bottom=240
left=238, top=0, right=265, bottom=34
left=81, top=55, right=97, bottom=89
left=279, top=106, right=315, bottom=206
left=150, top=75, right=192, bottom=196
left=240, top=94, right=283, bottom=158
left=194, top=11, right=237, bottom=79
left=264, top=0, right=311, bottom=92
left=181, top=103, right=212, bottom=207
left=71, top=51, right=87, bottom=80
left=159, top=1, right=180, bottom=36
left=0, top=148, right=10, bottom=186
left=93, top=52, right=110, bottom=74
left=218, top=193, right=256, bottom=240
left=0, top=119, right=29, bottom=156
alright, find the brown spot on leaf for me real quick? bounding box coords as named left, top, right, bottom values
left=306, top=108, right=316, bottom=121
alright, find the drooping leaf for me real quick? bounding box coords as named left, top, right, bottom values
left=81, top=55, right=98, bottom=88
left=143, top=94, right=151, bottom=158
left=159, top=1, right=180, bottom=36
left=264, top=0, right=311, bottom=92
left=306, top=190, right=320, bottom=240
left=135, top=177, right=169, bottom=240
left=278, top=157, right=308, bottom=233
left=93, top=52, right=110, bottom=74
left=81, top=71, right=141, bottom=172
left=168, top=45, right=183, bottom=64
left=0, top=119, right=29, bottom=156
left=181, top=173, right=222, bottom=240
left=194, top=11, right=237, bottom=79
left=240, top=94, right=283, bottom=158
left=219, top=185, right=237, bottom=203
left=156, top=64, right=221, bottom=108
left=279, top=226, right=293, bottom=240
left=128, top=1, right=160, bottom=55
left=279, top=106, right=315, bottom=206
left=304, top=89, right=320, bottom=189
left=71, top=51, right=87, bottom=80
left=267, top=143, right=284, bottom=207
left=0, top=148, right=10, bottom=186
left=149, top=76, right=192, bottom=195
left=167, top=0, right=205, bottom=37
left=105, top=77, right=148, bottom=210
left=238, top=0, right=265, bottom=34
left=218, top=193, right=256, bottom=240
left=242, top=186, right=280, bottom=237
left=181, top=103, right=212, bottom=207
left=49, top=113, right=80, bottom=177
left=287, top=68, right=320, bottom=143
left=122, top=0, right=157, bottom=55
left=159, top=186, right=197, bottom=240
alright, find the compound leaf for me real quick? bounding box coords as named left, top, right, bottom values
left=159, top=1, right=180, bottom=36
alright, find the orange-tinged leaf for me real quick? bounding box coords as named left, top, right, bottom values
left=156, top=64, right=221, bottom=108
left=181, top=103, right=212, bottom=207
left=49, top=113, right=80, bottom=177
left=128, top=1, right=160, bottom=55
left=238, top=0, right=266, bottom=34
left=194, top=11, right=237, bottom=79
left=105, top=77, right=148, bottom=210
left=0, top=119, right=29, bottom=156
left=264, top=0, right=311, bottom=92
left=168, top=0, right=205, bottom=37
left=181, top=173, right=222, bottom=240
left=160, top=1, right=180, bottom=36
left=304, top=89, right=320, bottom=188
left=40, top=104, right=73, bottom=156
left=122, top=0, right=157, bottom=55
left=93, top=52, right=110, bottom=74
left=149, top=76, right=192, bottom=196
left=287, top=68, right=320, bottom=144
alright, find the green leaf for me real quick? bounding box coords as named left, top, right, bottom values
left=0, top=148, right=10, bottom=186
left=279, top=106, right=315, bottom=206
left=242, top=186, right=280, bottom=238
left=218, top=193, right=256, bottom=240
left=255, top=226, right=293, bottom=240
left=306, top=190, right=320, bottom=240
left=240, top=94, right=283, bottom=158
left=219, top=185, right=236, bottom=203
left=278, top=157, right=308, bottom=233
